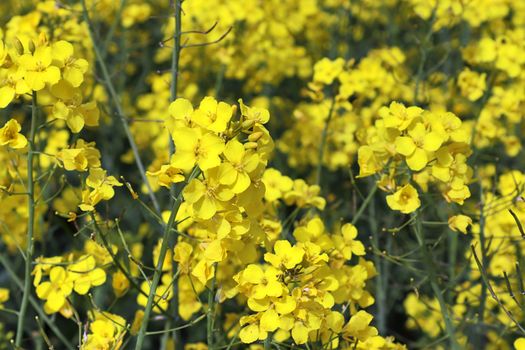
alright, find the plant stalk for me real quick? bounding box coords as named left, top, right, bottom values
left=411, top=212, right=459, bottom=350
left=16, top=92, right=38, bottom=347
left=315, top=97, right=336, bottom=186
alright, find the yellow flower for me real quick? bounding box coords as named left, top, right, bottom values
left=380, top=101, right=423, bottom=131
left=79, top=168, right=123, bottom=211
left=81, top=311, right=126, bottom=350
left=235, top=264, right=284, bottom=299
left=112, top=271, right=130, bottom=298
left=0, top=119, right=27, bottom=149
left=191, top=259, right=215, bottom=285
left=146, top=162, right=184, bottom=189
left=0, top=287, right=9, bottom=308
left=202, top=239, right=226, bottom=263
left=357, top=145, right=384, bottom=178
left=448, top=215, right=472, bottom=234
left=343, top=311, right=378, bottom=343
left=121, top=3, right=152, bottom=28
left=284, top=179, right=326, bottom=210
left=239, top=321, right=261, bottom=344
left=130, top=310, right=144, bottom=335
left=51, top=41, right=89, bottom=87
left=239, top=99, right=270, bottom=126
left=457, top=68, right=486, bottom=101
left=50, top=80, right=100, bottom=133
left=219, top=139, right=260, bottom=193
left=183, top=167, right=234, bottom=220
left=192, top=96, right=233, bottom=133
left=262, top=168, right=293, bottom=202
left=58, top=140, right=101, bottom=171
left=173, top=242, right=194, bottom=274
left=291, top=321, right=310, bottom=344
left=0, top=67, right=29, bottom=108
left=171, top=126, right=225, bottom=171
left=514, top=338, right=525, bottom=350
left=32, top=256, right=64, bottom=287
left=260, top=308, right=280, bottom=333
left=312, top=57, right=345, bottom=85
left=386, top=184, right=421, bottom=214
left=67, top=255, right=107, bottom=295
left=333, top=223, right=366, bottom=260
left=35, top=266, right=73, bottom=313
left=18, top=45, right=61, bottom=91
left=395, top=122, right=444, bottom=171
left=264, top=240, right=304, bottom=270
left=167, top=98, right=194, bottom=132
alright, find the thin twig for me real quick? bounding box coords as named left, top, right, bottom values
left=181, top=27, right=232, bottom=49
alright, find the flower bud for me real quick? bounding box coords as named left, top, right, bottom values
left=241, top=119, right=255, bottom=129
left=13, top=38, right=24, bottom=55
left=28, top=40, right=36, bottom=54
left=248, top=132, right=263, bottom=142
left=244, top=141, right=258, bottom=149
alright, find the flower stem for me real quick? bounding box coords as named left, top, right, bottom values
left=134, top=167, right=199, bottom=350
left=15, top=92, right=38, bottom=347
left=368, top=181, right=386, bottom=333
left=315, top=96, right=336, bottom=186
left=166, top=2, right=183, bottom=348
left=207, top=263, right=218, bottom=350
left=170, top=0, right=182, bottom=103
left=351, top=181, right=378, bottom=225
left=411, top=212, right=459, bottom=350
left=134, top=197, right=182, bottom=350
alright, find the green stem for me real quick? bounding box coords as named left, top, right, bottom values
left=207, top=263, right=218, bottom=350
left=264, top=335, right=272, bottom=350
left=167, top=2, right=183, bottom=348
left=134, top=198, right=182, bottom=349
left=134, top=168, right=199, bottom=350
left=413, top=14, right=435, bottom=106
left=81, top=0, right=161, bottom=214
left=90, top=214, right=175, bottom=321
left=16, top=92, right=38, bottom=347
left=315, top=97, right=336, bottom=186
left=368, top=182, right=385, bottom=333
left=475, top=185, right=488, bottom=349
left=101, top=0, right=127, bottom=59
left=411, top=212, right=459, bottom=350
left=447, top=230, right=457, bottom=303
left=170, top=0, right=182, bottom=103
left=351, top=181, right=378, bottom=225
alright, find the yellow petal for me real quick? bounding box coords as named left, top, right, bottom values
left=406, top=147, right=427, bottom=171
left=395, top=136, right=416, bottom=156
left=239, top=323, right=259, bottom=344
left=260, top=309, right=279, bottom=332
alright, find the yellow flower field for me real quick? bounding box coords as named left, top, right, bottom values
left=1, top=1, right=525, bottom=349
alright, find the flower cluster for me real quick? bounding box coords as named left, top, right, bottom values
left=358, top=101, right=473, bottom=212
left=34, top=254, right=107, bottom=314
